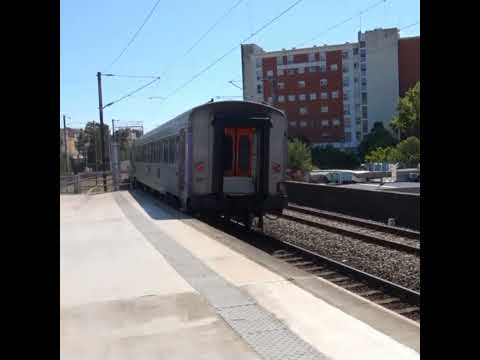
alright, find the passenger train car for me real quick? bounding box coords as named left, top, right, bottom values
left=130, top=100, right=288, bottom=226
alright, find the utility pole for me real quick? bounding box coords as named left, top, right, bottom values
left=97, top=72, right=108, bottom=192
left=112, top=119, right=116, bottom=142
left=63, top=114, right=69, bottom=174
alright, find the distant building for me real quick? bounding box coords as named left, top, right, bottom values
left=241, top=28, right=420, bottom=150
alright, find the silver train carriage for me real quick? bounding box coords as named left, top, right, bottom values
left=130, top=100, right=288, bottom=225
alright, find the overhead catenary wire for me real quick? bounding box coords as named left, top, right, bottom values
left=297, top=0, right=389, bottom=48
left=106, top=0, right=163, bottom=70
left=103, top=76, right=161, bottom=109
left=399, top=21, right=419, bottom=32
left=160, top=0, right=306, bottom=101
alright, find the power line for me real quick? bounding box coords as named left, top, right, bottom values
left=160, top=0, right=306, bottom=101
left=103, top=76, right=161, bottom=108
left=297, top=0, right=388, bottom=48
left=400, top=21, right=419, bottom=32
left=157, top=0, right=246, bottom=80
left=181, top=0, right=245, bottom=60
left=106, top=0, right=163, bottom=70
left=103, top=73, right=162, bottom=79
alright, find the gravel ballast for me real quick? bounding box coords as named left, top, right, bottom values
left=263, top=216, right=420, bottom=292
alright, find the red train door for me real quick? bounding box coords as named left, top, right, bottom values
left=223, top=128, right=253, bottom=177
left=235, top=128, right=253, bottom=177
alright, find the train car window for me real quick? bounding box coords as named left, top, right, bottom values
left=223, top=133, right=234, bottom=174
left=162, top=140, right=168, bottom=162
left=168, top=138, right=175, bottom=164
left=238, top=135, right=251, bottom=173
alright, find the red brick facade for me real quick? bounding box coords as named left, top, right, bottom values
left=260, top=50, right=345, bottom=143
left=398, top=37, right=420, bottom=96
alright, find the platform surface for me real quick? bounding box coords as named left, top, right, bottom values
left=60, top=191, right=420, bottom=360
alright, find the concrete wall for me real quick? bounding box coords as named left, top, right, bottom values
left=364, top=29, right=400, bottom=134
left=285, top=181, right=419, bottom=230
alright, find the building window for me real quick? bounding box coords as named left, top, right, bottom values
left=343, top=78, right=349, bottom=87
left=300, top=121, right=308, bottom=127
left=342, top=50, right=349, bottom=59
left=321, top=119, right=329, bottom=127
left=298, top=80, right=305, bottom=88
left=330, top=64, right=338, bottom=71
left=344, top=118, right=351, bottom=128
left=266, top=70, right=274, bottom=78
left=355, top=104, right=361, bottom=113
left=277, top=56, right=283, bottom=65
left=288, top=94, right=296, bottom=102
left=256, top=58, right=262, bottom=68
left=353, top=47, right=359, bottom=55
left=354, top=77, right=359, bottom=84
left=319, top=64, right=326, bottom=72
left=299, top=106, right=308, bottom=115
left=320, top=78, right=328, bottom=86
left=256, top=70, right=262, bottom=81
left=309, top=66, right=317, bottom=73
left=333, top=118, right=341, bottom=126
left=362, top=120, right=369, bottom=133
left=360, top=41, right=366, bottom=48
left=344, top=104, right=350, bottom=115
left=361, top=77, right=367, bottom=88
left=287, top=69, right=295, bottom=75
left=331, top=91, right=339, bottom=99
left=320, top=52, right=326, bottom=61
left=360, top=63, right=367, bottom=71
left=308, top=53, right=315, bottom=62
left=162, top=140, right=168, bottom=162
left=287, top=54, right=294, bottom=64
left=353, top=62, right=358, bottom=69
left=278, top=95, right=285, bottom=102
left=278, top=82, right=285, bottom=90
left=257, top=84, right=262, bottom=94
left=356, top=131, right=362, bottom=140
left=289, top=121, right=297, bottom=127
left=356, top=117, right=361, bottom=126
left=321, top=106, right=328, bottom=113
left=344, top=132, right=352, bottom=142
left=343, top=91, right=349, bottom=101
left=360, top=48, right=366, bottom=61
left=320, top=92, right=328, bottom=100
left=361, top=92, right=367, bottom=104
left=277, top=68, right=284, bottom=76
left=298, top=67, right=305, bottom=74
left=309, top=92, right=317, bottom=100
left=362, top=106, right=368, bottom=118
left=299, top=94, right=306, bottom=101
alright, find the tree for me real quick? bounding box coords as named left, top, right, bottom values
left=288, top=138, right=312, bottom=172
left=364, top=146, right=399, bottom=163
left=311, top=145, right=360, bottom=169
left=358, top=122, right=398, bottom=160
left=395, top=136, right=420, bottom=168
left=391, top=82, right=420, bottom=139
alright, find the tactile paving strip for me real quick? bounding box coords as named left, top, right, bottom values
left=115, top=193, right=329, bottom=360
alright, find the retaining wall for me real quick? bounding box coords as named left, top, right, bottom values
left=285, top=181, right=420, bottom=230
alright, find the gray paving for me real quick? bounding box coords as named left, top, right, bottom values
left=114, top=192, right=329, bottom=360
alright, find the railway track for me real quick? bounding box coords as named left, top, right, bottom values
left=214, top=218, right=420, bottom=322
left=276, top=205, right=420, bottom=256
left=135, top=189, right=420, bottom=323
left=287, top=204, right=420, bottom=240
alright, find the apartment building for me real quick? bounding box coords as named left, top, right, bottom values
left=241, top=28, right=420, bottom=149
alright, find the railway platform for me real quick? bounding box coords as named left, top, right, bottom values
left=60, top=190, right=420, bottom=360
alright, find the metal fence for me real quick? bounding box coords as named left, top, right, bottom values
left=60, top=170, right=130, bottom=194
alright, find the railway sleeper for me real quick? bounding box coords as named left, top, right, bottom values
left=356, top=290, right=383, bottom=297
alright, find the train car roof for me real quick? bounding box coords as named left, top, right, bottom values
left=136, top=100, right=285, bottom=144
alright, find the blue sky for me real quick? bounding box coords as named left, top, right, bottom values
left=60, top=0, right=419, bottom=132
